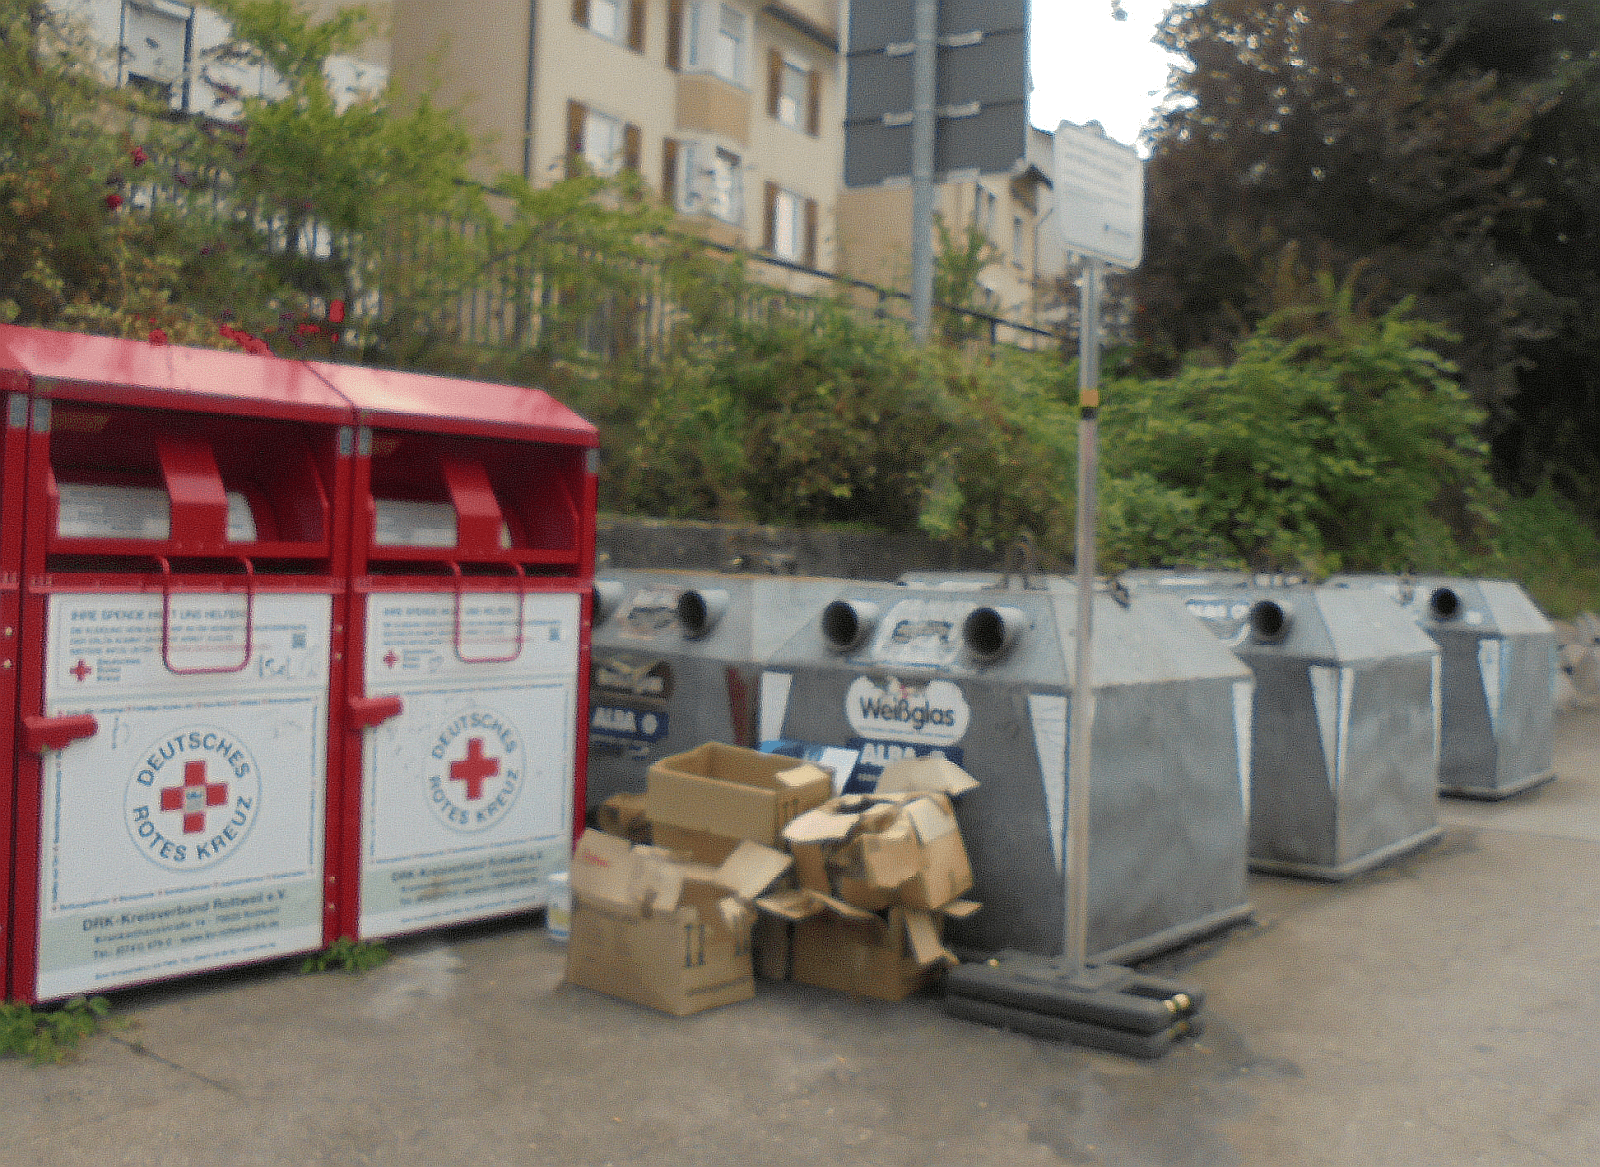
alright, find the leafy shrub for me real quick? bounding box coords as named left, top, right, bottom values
left=0, top=996, right=115, bottom=1064
left=1100, top=283, right=1499, bottom=574
left=301, top=937, right=391, bottom=974
left=1486, top=486, right=1600, bottom=618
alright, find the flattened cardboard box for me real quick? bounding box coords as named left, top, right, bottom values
left=647, top=743, right=832, bottom=859
left=565, top=830, right=791, bottom=1016
left=780, top=789, right=974, bottom=913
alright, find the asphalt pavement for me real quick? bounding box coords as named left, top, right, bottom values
left=2, top=703, right=1597, bottom=1167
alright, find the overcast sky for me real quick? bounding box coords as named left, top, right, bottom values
left=1028, top=0, right=1180, bottom=146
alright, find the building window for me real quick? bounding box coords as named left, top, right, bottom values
left=684, top=1, right=747, bottom=85
left=776, top=59, right=804, bottom=125
left=767, top=51, right=821, bottom=135
left=574, top=0, right=645, bottom=51
left=121, top=0, right=192, bottom=109
left=974, top=186, right=997, bottom=235
left=584, top=109, right=624, bottom=174
left=567, top=100, right=641, bottom=177
left=679, top=141, right=743, bottom=224
left=591, top=0, right=621, bottom=38
left=764, top=183, right=817, bottom=266
left=1012, top=215, right=1025, bottom=268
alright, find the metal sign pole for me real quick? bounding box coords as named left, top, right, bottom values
left=1065, top=254, right=1103, bottom=971
left=909, top=0, right=937, bottom=342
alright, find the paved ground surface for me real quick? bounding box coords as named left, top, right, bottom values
left=3, top=704, right=1597, bottom=1167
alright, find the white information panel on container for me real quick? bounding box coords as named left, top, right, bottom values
left=358, top=591, right=580, bottom=938
left=37, top=592, right=331, bottom=1000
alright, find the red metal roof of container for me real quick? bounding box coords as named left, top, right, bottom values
left=0, top=324, right=353, bottom=422
left=307, top=361, right=598, bottom=446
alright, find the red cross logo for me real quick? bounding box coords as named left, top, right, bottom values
left=449, top=738, right=499, bottom=801
left=70, top=660, right=92, bottom=682
left=383, top=650, right=399, bottom=668
left=160, top=761, right=230, bottom=834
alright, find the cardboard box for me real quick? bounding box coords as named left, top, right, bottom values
left=788, top=905, right=953, bottom=1002
left=647, top=743, right=832, bottom=851
left=596, top=792, right=652, bottom=844
left=567, top=900, right=754, bottom=1016
left=754, top=887, right=973, bottom=1001
left=565, top=830, right=791, bottom=1016
left=876, top=755, right=980, bottom=797
left=752, top=914, right=794, bottom=981
left=779, top=790, right=975, bottom=913
left=650, top=822, right=740, bottom=866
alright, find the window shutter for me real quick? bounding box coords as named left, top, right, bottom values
left=573, top=0, right=590, bottom=26
left=623, top=123, right=642, bottom=172
left=762, top=181, right=778, bottom=251
left=566, top=100, right=587, bottom=177
left=661, top=138, right=679, bottom=203
left=803, top=197, right=818, bottom=268
left=628, top=0, right=645, bottom=51
left=767, top=48, right=783, bottom=119
left=806, top=68, right=821, bottom=136
left=666, top=0, right=682, bottom=70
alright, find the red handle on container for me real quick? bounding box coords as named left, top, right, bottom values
left=347, top=694, right=404, bottom=729
left=159, top=556, right=255, bottom=675
left=22, top=713, right=99, bottom=752
left=450, top=561, right=526, bottom=665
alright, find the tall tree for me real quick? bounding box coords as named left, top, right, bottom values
left=1134, top=0, right=1599, bottom=509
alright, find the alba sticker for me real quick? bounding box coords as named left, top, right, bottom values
left=427, top=708, right=525, bottom=833
left=845, top=675, right=970, bottom=747
left=123, top=727, right=263, bottom=871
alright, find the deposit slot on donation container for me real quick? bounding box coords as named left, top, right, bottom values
left=323, top=362, right=597, bottom=943
left=2, top=324, right=353, bottom=1004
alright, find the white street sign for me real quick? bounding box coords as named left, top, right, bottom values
left=1054, top=120, right=1145, bottom=268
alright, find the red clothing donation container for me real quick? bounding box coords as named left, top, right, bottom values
left=1, top=324, right=354, bottom=1003
left=317, top=362, right=596, bottom=943
left=0, top=347, right=34, bottom=1000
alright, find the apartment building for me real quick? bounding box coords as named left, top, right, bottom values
left=391, top=0, right=844, bottom=275
left=54, top=0, right=388, bottom=119
left=836, top=124, right=1068, bottom=340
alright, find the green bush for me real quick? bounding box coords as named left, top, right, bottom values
left=0, top=996, right=114, bottom=1064
left=1486, top=487, right=1600, bottom=618
left=1100, top=285, right=1499, bottom=575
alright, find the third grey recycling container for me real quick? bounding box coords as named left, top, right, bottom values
left=1171, top=580, right=1444, bottom=879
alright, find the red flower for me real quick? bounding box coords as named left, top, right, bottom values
left=328, top=299, right=346, bottom=324
left=131, top=146, right=148, bottom=167
left=148, top=328, right=169, bottom=345
left=297, top=323, right=321, bottom=336
left=105, top=193, right=123, bottom=210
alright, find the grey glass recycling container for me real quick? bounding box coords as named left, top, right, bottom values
left=761, top=576, right=1255, bottom=963
left=1162, top=578, right=1444, bottom=879
left=585, top=570, right=846, bottom=812
left=1326, top=575, right=1558, bottom=799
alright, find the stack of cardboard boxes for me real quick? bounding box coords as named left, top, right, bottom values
left=565, top=743, right=980, bottom=1013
